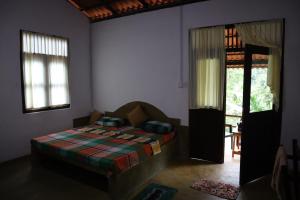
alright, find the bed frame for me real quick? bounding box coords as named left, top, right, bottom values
left=31, top=101, right=181, bottom=200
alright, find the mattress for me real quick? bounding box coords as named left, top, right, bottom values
left=31, top=125, right=175, bottom=176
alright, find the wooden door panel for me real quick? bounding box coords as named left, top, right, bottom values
left=240, top=111, right=280, bottom=184
left=189, top=109, right=225, bottom=163
left=240, top=44, right=282, bottom=185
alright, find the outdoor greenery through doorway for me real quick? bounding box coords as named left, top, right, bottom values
left=225, top=67, right=273, bottom=126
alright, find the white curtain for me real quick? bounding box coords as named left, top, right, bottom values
left=189, top=26, right=225, bottom=110
left=22, top=31, right=69, bottom=110
left=48, top=56, right=69, bottom=106
left=24, top=54, right=47, bottom=109
left=22, top=32, right=68, bottom=56
left=235, top=20, right=283, bottom=110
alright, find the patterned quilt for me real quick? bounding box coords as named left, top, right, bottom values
left=31, top=125, right=175, bottom=176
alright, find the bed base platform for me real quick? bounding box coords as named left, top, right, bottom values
left=31, top=138, right=176, bottom=200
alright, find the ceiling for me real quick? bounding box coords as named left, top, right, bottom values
left=68, top=0, right=207, bottom=23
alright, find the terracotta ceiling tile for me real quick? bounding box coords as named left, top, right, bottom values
left=68, top=0, right=209, bottom=22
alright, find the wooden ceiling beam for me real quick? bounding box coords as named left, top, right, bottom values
left=68, top=0, right=210, bottom=22
left=105, top=4, right=117, bottom=15
left=81, top=0, right=120, bottom=11
left=138, top=0, right=149, bottom=9
left=91, top=0, right=208, bottom=22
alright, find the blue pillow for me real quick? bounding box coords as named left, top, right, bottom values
left=141, top=121, right=173, bottom=134
left=96, top=116, right=125, bottom=127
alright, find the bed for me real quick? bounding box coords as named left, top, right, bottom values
left=31, top=101, right=180, bottom=200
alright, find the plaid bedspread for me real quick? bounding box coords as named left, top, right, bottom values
left=31, top=125, right=175, bottom=176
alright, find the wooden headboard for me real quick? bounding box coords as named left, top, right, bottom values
left=73, top=101, right=181, bottom=129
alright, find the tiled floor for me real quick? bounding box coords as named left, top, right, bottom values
left=148, top=159, right=277, bottom=200
left=0, top=152, right=278, bottom=200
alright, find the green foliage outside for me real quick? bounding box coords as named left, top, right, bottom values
left=225, top=67, right=273, bottom=126
left=250, top=68, right=273, bottom=112
left=225, top=68, right=243, bottom=126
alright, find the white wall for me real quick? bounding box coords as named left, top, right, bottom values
left=91, top=8, right=184, bottom=120
left=0, top=0, right=92, bottom=162
left=91, top=0, right=300, bottom=152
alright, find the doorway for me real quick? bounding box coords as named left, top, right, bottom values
left=224, top=25, right=283, bottom=184
left=223, top=27, right=275, bottom=179
left=224, top=26, right=243, bottom=166
left=189, top=19, right=284, bottom=186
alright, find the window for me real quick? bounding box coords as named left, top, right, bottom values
left=20, top=30, right=70, bottom=113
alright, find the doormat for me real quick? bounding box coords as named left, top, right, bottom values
left=191, top=179, right=240, bottom=200
left=133, top=183, right=177, bottom=200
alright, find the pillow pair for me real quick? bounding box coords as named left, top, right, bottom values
left=90, top=105, right=174, bottom=134
left=90, top=105, right=147, bottom=128
left=90, top=105, right=147, bottom=127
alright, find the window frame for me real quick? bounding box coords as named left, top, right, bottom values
left=20, top=30, right=71, bottom=113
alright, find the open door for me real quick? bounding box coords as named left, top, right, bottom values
left=189, top=108, right=225, bottom=163
left=240, top=44, right=282, bottom=184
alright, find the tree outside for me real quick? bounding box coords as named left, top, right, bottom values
left=225, top=67, right=273, bottom=126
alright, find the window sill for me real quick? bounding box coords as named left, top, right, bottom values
left=23, top=104, right=70, bottom=114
